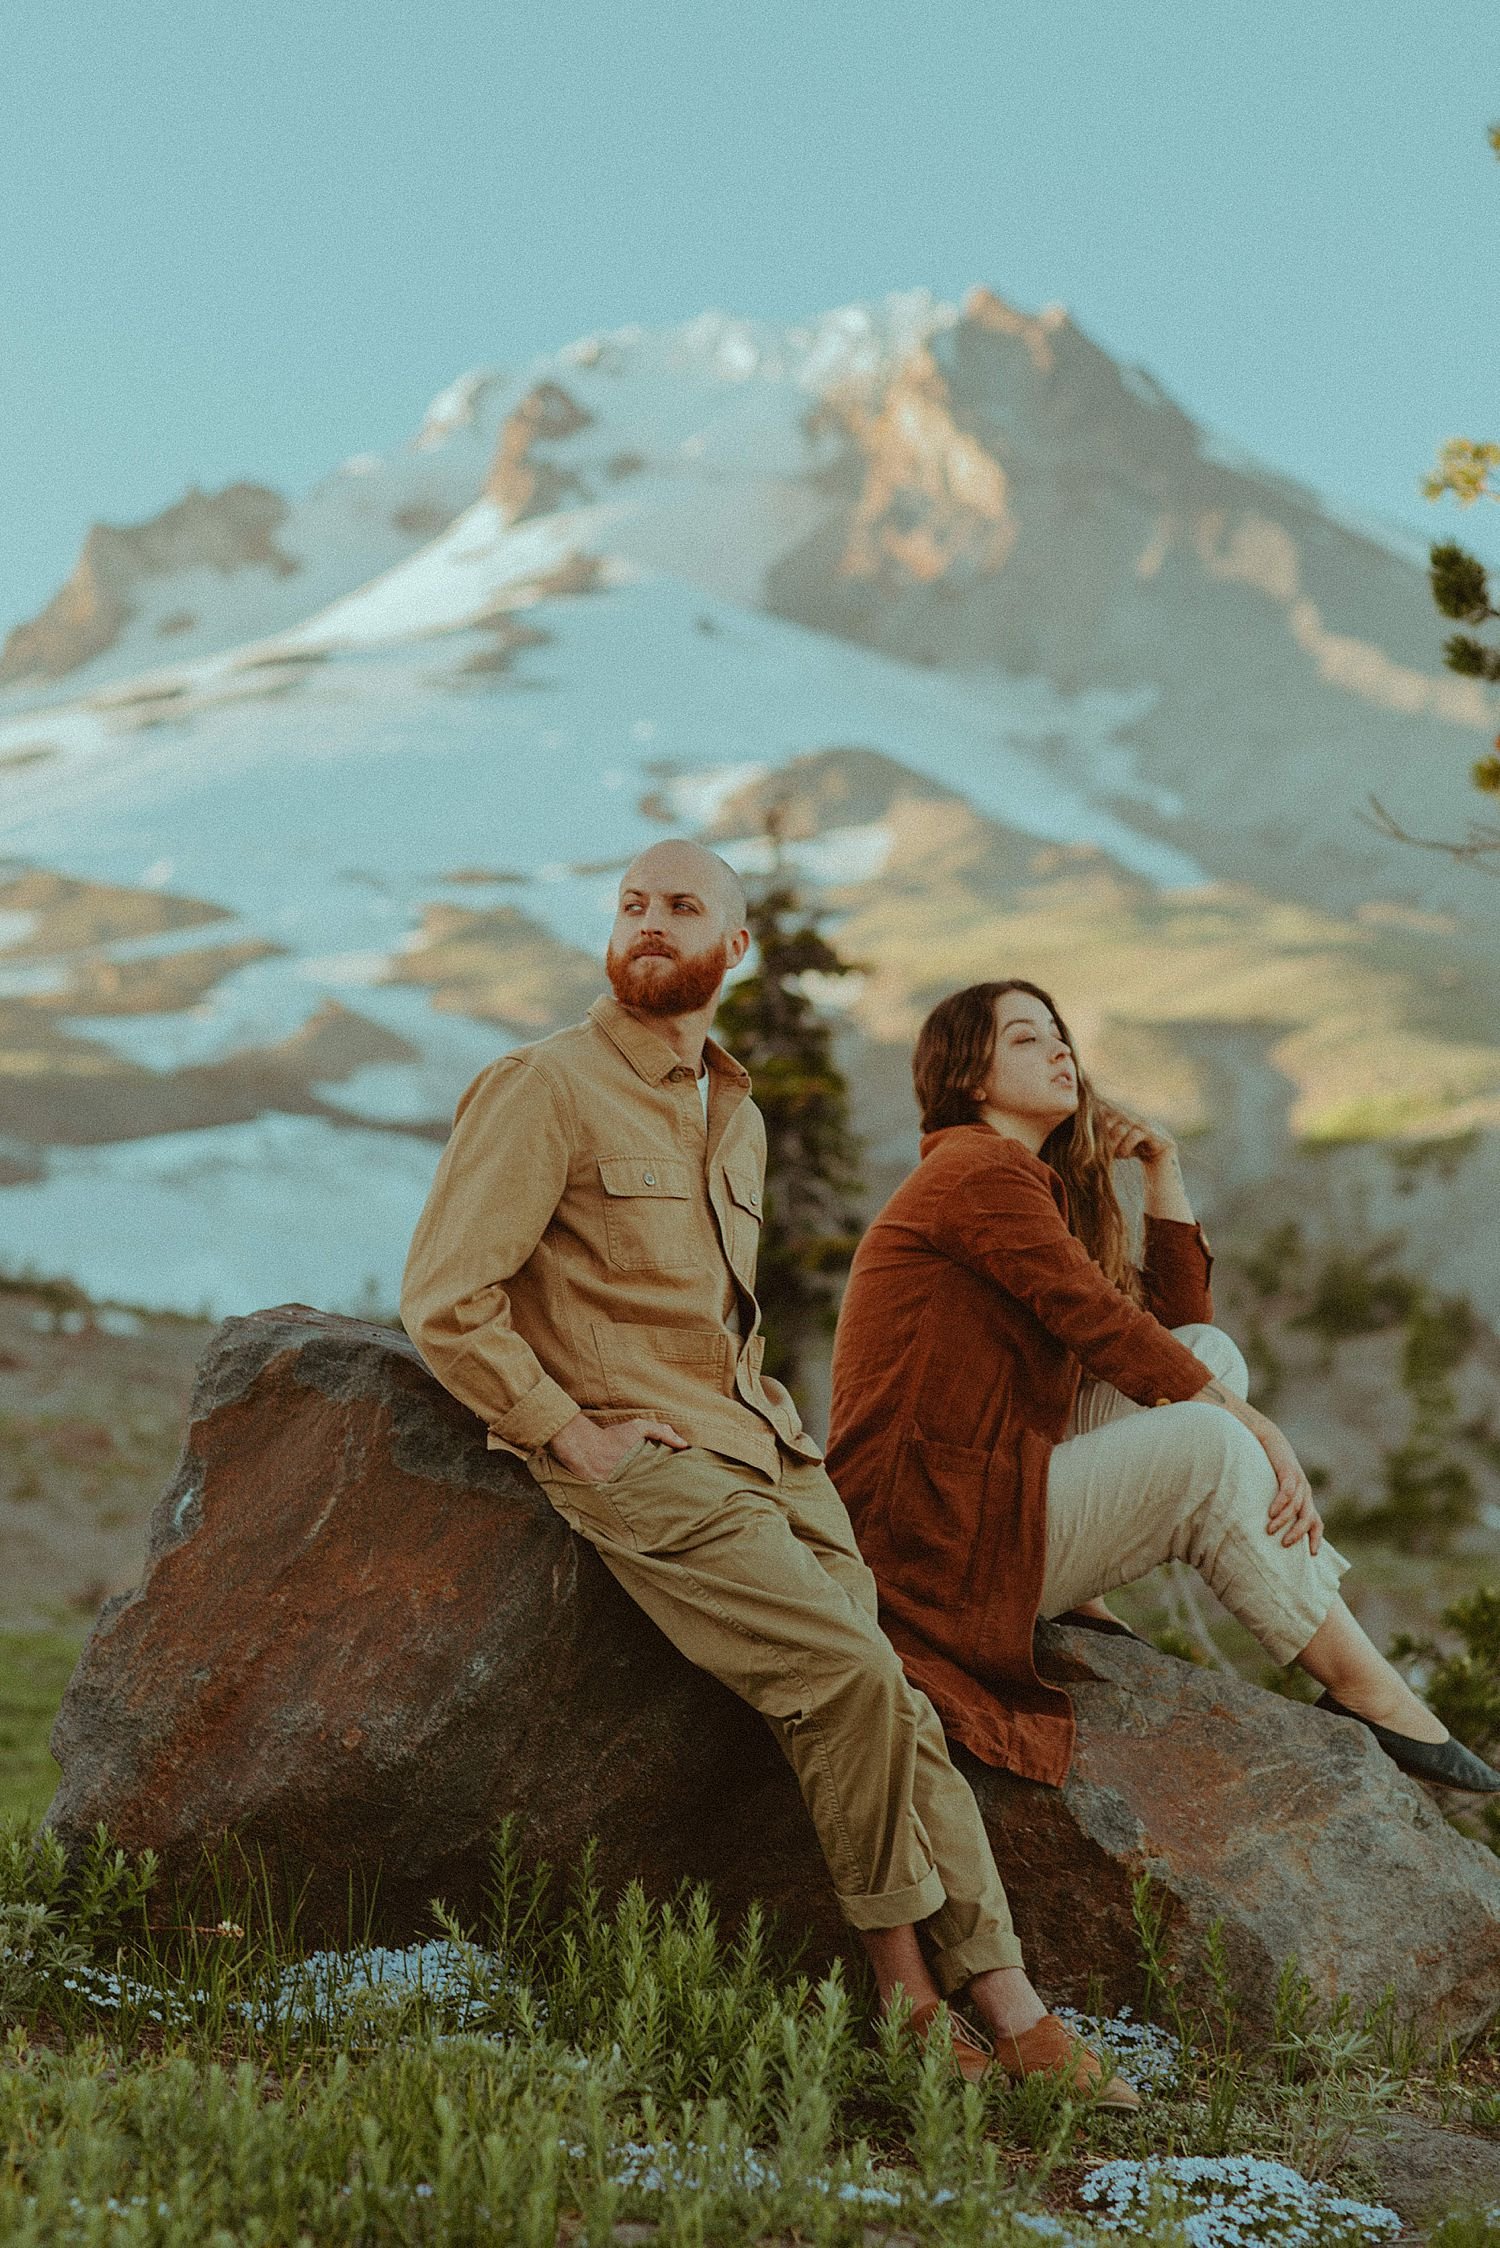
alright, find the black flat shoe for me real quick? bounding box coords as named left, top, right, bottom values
left=1054, top=1610, right=1149, bottom=1646
left=1315, top=1691, right=1500, bottom=1792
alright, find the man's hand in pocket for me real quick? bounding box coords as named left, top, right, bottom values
left=546, top=1412, right=688, bottom=1484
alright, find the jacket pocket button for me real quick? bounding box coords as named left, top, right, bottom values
left=643, top=1170, right=656, bottom=1186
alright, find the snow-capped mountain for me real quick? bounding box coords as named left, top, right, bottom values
left=1, top=288, right=1497, bottom=1322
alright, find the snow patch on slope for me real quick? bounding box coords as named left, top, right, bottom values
left=0, top=1116, right=440, bottom=1319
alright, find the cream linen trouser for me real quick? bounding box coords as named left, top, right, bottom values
left=1040, top=1323, right=1349, bottom=1663
left=530, top=1440, right=1022, bottom=1992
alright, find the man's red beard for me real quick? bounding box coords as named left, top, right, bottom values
left=606, top=937, right=729, bottom=1017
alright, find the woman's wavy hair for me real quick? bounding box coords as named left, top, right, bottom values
left=912, top=978, right=1141, bottom=1301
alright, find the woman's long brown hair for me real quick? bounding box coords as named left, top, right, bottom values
left=912, top=979, right=1142, bottom=1302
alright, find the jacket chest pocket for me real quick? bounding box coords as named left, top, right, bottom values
left=597, top=1155, right=698, bottom=1271
left=722, top=1165, right=764, bottom=1283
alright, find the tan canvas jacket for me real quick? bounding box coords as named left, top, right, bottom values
left=400, top=993, right=821, bottom=1476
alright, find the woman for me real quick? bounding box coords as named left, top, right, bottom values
left=826, top=977, right=1500, bottom=1798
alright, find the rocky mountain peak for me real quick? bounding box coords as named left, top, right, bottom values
left=947, top=285, right=1199, bottom=476
left=413, top=369, right=503, bottom=452
left=0, top=483, right=296, bottom=685
left=961, top=284, right=1070, bottom=371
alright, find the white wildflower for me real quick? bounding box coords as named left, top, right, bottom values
left=1052, top=2005, right=1183, bottom=2090
left=241, top=1937, right=529, bottom=2036
left=1079, top=2154, right=1401, bottom=2247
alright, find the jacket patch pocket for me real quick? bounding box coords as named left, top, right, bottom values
left=597, top=1155, right=697, bottom=1270
left=883, top=1434, right=989, bottom=1586
left=591, top=1319, right=728, bottom=1407
left=722, top=1165, right=764, bottom=1281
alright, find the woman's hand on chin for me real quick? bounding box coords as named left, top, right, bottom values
left=1097, top=1098, right=1177, bottom=1171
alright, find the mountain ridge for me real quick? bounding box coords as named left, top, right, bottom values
left=0, top=284, right=1495, bottom=1323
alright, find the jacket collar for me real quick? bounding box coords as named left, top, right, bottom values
left=588, top=992, right=751, bottom=1091
left=919, top=1122, right=1051, bottom=1171
left=919, top=1121, right=991, bottom=1159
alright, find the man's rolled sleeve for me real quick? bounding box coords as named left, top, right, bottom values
left=401, top=1056, right=579, bottom=1442
left=486, top=1368, right=582, bottom=1455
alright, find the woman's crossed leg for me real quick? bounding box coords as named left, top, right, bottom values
left=1042, top=1323, right=1446, bottom=1744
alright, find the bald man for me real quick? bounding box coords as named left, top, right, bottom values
left=400, top=840, right=1135, bottom=2100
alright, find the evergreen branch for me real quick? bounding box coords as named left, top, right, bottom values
left=1364, top=794, right=1500, bottom=870
left=1429, top=541, right=1496, bottom=624
left=1441, top=632, right=1500, bottom=680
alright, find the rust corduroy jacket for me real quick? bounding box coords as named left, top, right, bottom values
left=825, top=1123, right=1216, bottom=1787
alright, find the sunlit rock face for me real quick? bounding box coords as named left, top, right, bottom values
left=0, top=485, right=298, bottom=686
left=45, top=1305, right=1500, bottom=2043
left=484, top=382, right=596, bottom=524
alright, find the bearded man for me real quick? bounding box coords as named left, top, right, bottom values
left=399, top=838, right=1136, bottom=2103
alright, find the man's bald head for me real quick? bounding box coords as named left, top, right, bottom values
left=620, top=839, right=747, bottom=937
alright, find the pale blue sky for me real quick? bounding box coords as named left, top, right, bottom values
left=2, top=0, right=1497, bottom=638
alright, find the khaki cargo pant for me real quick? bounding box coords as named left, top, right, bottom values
left=1041, top=1323, right=1349, bottom=1660
left=530, top=1439, right=1023, bottom=1990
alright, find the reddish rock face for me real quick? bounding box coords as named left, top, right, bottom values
left=46, top=1306, right=1500, bottom=2041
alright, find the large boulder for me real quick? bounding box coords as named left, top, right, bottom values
left=46, top=1306, right=1500, bottom=2040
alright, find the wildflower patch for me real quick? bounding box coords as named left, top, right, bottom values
left=1051, top=2006, right=1183, bottom=2091
left=1079, top=2155, right=1402, bottom=2247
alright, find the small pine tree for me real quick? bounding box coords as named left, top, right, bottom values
left=1405, top=123, right=1500, bottom=836
left=714, top=851, right=864, bottom=1399
left=1367, top=122, right=1500, bottom=858
left=1427, top=536, right=1500, bottom=803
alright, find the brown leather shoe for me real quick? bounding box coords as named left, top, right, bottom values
left=988, top=2012, right=1141, bottom=2110
left=906, top=1998, right=995, bottom=2083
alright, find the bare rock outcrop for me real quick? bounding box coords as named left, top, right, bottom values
left=388, top=900, right=603, bottom=1030
left=0, top=485, right=296, bottom=684
left=45, top=1305, right=1500, bottom=2041
left=484, top=382, right=594, bottom=524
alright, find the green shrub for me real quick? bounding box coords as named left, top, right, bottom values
left=1290, top=1245, right=1419, bottom=1351
left=1242, top=1314, right=1285, bottom=1412
left=1239, top=1221, right=1305, bottom=1302
left=1391, top=1586, right=1500, bottom=1764
left=1326, top=1286, right=1481, bottom=1553
left=1392, top=1586, right=1500, bottom=1850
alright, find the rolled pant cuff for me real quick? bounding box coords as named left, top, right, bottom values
left=837, top=1865, right=947, bottom=1932
left=1253, top=1542, right=1351, bottom=1668
left=930, top=1929, right=1026, bottom=1994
